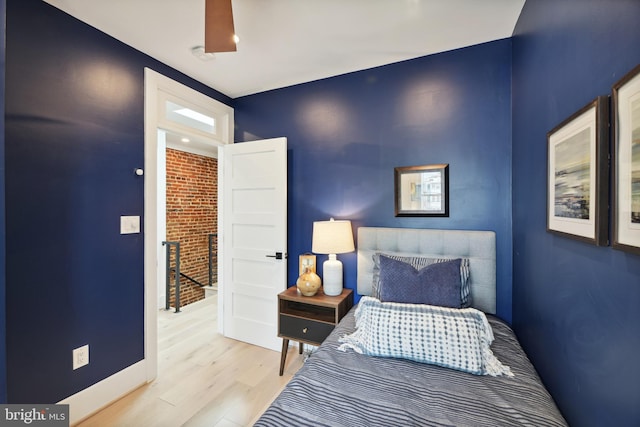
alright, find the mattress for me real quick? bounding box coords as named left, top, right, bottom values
left=255, top=308, right=567, bottom=427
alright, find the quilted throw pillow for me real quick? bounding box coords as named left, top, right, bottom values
left=372, top=253, right=471, bottom=307
left=338, top=297, right=513, bottom=377
left=378, top=255, right=462, bottom=308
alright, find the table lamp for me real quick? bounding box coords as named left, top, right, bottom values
left=312, top=218, right=355, bottom=296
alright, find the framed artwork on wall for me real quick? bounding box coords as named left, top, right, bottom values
left=395, top=164, right=449, bottom=217
left=299, top=253, right=317, bottom=275
left=612, top=64, right=640, bottom=255
left=546, top=96, right=609, bottom=246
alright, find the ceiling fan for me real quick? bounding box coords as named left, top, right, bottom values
left=205, top=0, right=237, bottom=53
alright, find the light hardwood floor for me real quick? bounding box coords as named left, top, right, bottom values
left=76, top=295, right=304, bottom=427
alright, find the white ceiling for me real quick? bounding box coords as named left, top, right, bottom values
left=42, top=0, right=525, bottom=99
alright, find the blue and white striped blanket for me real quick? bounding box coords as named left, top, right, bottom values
left=255, top=305, right=567, bottom=427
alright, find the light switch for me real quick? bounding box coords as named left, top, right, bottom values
left=120, top=216, right=140, bottom=234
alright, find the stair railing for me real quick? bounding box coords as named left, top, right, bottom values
left=208, top=233, right=217, bottom=287
left=161, top=241, right=181, bottom=313
left=162, top=233, right=218, bottom=313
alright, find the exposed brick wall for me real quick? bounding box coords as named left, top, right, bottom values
left=166, top=148, right=218, bottom=308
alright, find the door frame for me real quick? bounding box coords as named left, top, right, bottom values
left=143, top=68, right=234, bottom=381
left=59, top=69, right=234, bottom=425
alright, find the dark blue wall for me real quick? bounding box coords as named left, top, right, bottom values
left=4, top=0, right=638, bottom=423
left=4, top=0, right=230, bottom=403
left=235, top=40, right=514, bottom=321
left=512, top=1, right=640, bottom=426
left=0, top=0, right=7, bottom=404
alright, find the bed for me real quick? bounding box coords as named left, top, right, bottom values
left=255, top=227, right=567, bottom=426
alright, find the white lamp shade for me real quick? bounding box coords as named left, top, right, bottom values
left=312, top=219, right=355, bottom=254
left=312, top=218, right=354, bottom=296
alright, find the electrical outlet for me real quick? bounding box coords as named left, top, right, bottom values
left=73, top=345, right=89, bottom=370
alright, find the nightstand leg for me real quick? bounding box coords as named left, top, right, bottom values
left=279, top=338, right=289, bottom=376
left=299, top=342, right=303, bottom=354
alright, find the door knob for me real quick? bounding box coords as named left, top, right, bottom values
left=265, top=252, right=286, bottom=260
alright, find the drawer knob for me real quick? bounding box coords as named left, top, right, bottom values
left=302, top=327, right=308, bottom=334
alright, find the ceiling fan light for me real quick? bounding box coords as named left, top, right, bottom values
left=233, top=34, right=240, bottom=44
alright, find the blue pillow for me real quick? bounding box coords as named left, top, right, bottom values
left=372, top=253, right=471, bottom=307
left=378, top=255, right=462, bottom=308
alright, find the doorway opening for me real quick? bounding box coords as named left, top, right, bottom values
left=144, top=68, right=234, bottom=381
left=163, top=134, right=219, bottom=310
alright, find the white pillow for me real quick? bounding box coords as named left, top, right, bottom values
left=338, top=297, right=513, bottom=377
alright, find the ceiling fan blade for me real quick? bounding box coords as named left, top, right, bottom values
left=205, top=0, right=237, bottom=53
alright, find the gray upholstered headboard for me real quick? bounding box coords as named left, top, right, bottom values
left=357, top=227, right=496, bottom=314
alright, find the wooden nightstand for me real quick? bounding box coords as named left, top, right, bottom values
left=278, top=286, right=353, bottom=375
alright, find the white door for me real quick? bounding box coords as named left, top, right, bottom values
left=219, top=137, right=287, bottom=351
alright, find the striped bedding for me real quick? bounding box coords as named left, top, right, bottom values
left=255, top=308, right=567, bottom=427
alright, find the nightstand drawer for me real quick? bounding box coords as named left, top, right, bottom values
left=279, top=314, right=334, bottom=344
left=277, top=287, right=353, bottom=375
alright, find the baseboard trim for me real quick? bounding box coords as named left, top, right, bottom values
left=58, top=360, right=147, bottom=426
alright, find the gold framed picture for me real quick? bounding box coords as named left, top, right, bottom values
left=299, top=253, right=317, bottom=275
